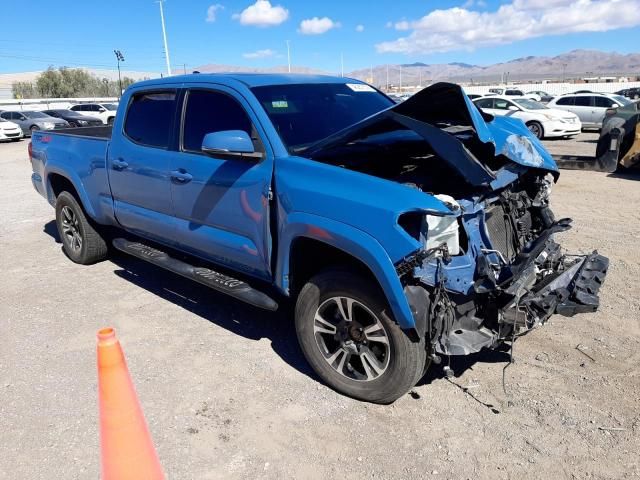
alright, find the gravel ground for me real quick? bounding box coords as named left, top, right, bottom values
left=1, top=134, right=639, bottom=479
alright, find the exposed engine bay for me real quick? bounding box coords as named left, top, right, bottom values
left=306, top=82, right=609, bottom=358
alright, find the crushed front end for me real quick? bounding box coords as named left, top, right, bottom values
left=400, top=170, right=609, bottom=356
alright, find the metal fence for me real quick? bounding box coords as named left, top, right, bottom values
left=0, top=97, right=119, bottom=111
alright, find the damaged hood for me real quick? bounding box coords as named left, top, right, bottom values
left=305, top=82, right=558, bottom=187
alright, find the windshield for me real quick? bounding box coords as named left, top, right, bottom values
left=513, top=98, right=548, bottom=110
left=24, top=111, right=49, bottom=118
left=251, top=83, right=393, bottom=151
left=103, top=103, right=118, bottom=111
left=611, top=95, right=633, bottom=106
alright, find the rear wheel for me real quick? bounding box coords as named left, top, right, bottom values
left=526, top=121, right=544, bottom=139
left=107, top=117, right=114, bottom=125
left=295, top=269, right=426, bottom=403
left=55, top=191, right=108, bottom=264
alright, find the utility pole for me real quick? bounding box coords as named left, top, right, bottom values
left=157, top=0, right=172, bottom=75
left=386, top=64, right=389, bottom=91
left=102, top=78, right=109, bottom=96
left=113, top=50, right=124, bottom=98
left=340, top=52, right=344, bottom=77
left=286, top=40, right=291, bottom=73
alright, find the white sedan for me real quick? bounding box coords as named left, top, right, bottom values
left=0, top=117, right=23, bottom=142
left=473, top=96, right=581, bottom=139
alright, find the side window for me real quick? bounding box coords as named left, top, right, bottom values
left=124, top=91, right=177, bottom=148
left=494, top=99, right=510, bottom=110
left=182, top=89, right=255, bottom=153
left=475, top=98, right=493, bottom=109
left=595, top=96, right=615, bottom=108
left=574, top=96, right=592, bottom=107
left=89, top=105, right=98, bottom=111
left=555, top=97, right=574, bottom=106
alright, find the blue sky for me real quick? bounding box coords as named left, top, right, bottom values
left=1, top=0, right=639, bottom=75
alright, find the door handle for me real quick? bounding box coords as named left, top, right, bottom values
left=171, top=169, right=193, bottom=184
left=112, top=158, right=129, bottom=170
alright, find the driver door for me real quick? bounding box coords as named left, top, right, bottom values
left=169, top=86, right=274, bottom=280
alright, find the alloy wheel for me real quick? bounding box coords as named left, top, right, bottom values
left=60, top=206, right=83, bottom=252
left=313, top=296, right=390, bottom=382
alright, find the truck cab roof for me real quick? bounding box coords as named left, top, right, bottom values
left=131, top=73, right=365, bottom=89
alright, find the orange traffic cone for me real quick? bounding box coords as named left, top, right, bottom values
left=97, top=327, right=164, bottom=480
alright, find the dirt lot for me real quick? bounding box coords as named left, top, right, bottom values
left=1, top=133, right=639, bottom=479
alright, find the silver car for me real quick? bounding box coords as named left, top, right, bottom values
left=0, top=110, right=69, bottom=136
left=547, top=93, right=634, bottom=129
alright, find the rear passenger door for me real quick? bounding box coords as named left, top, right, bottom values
left=108, top=89, right=179, bottom=244
left=169, top=86, right=274, bottom=280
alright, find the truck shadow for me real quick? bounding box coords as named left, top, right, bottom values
left=43, top=219, right=514, bottom=395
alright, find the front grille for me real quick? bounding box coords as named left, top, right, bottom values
left=484, top=204, right=519, bottom=262
left=4, top=132, right=20, bottom=137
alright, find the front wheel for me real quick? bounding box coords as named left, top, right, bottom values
left=295, top=269, right=427, bottom=403
left=526, top=121, right=544, bottom=139
left=55, top=191, right=108, bottom=264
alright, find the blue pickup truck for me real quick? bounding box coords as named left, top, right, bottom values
left=30, top=74, right=608, bottom=403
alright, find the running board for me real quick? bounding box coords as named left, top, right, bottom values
left=112, top=238, right=278, bottom=311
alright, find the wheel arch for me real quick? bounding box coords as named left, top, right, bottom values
left=277, top=212, right=417, bottom=332
left=46, top=170, right=97, bottom=219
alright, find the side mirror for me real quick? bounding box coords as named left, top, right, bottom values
left=508, top=105, right=520, bottom=111
left=98, top=108, right=106, bottom=113
left=201, top=130, right=262, bottom=160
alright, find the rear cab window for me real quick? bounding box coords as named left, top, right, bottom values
left=124, top=91, right=177, bottom=149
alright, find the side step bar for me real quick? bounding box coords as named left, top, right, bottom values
left=112, top=238, right=278, bottom=311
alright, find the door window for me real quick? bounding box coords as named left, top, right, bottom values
left=594, top=96, right=616, bottom=108
left=494, top=99, right=511, bottom=110
left=574, top=96, right=592, bottom=107
left=124, top=91, right=177, bottom=148
left=181, top=89, right=258, bottom=153
left=474, top=98, right=494, bottom=109
left=555, top=97, right=574, bottom=106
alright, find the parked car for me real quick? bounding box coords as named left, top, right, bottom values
left=473, top=96, right=581, bottom=139
left=69, top=103, right=118, bottom=124
left=487, top=88, right=541, bottom=101
left=42, top=109, right=104, bottom=127
left=467, top=93, right=483, bottom=100
left=0, top=110, right=69, bottom=136
left=526, top=90, right=554, bottom=103
left=615, top=87, right=640, bottom=100
left=547, top=93, right=634, bottom=129
left=29, top=77, right=608, bottom=403
left=0, top=116, right=24, bottom=142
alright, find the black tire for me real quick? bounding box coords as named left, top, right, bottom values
left=10, top=138, right=22, bottom=142
left=29, top=125, right=39, bottom=136
left=55, top=191, right=108, bottom=264
left=107, top=117, right=115, bottom=125
left=526, top=121, right=544, bottom=139
left=295, top=269, right=426, bottom=403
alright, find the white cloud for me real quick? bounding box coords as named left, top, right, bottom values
left=385, top=21, right=393, bottom=28
left=461, top=0, right=487, bottom=8
left=394, top=20, right=410, bottom=30
left=243, top=48, right=277, bottom=59
left=233, top=0, right=289, bottom=27
left=298, top=16, right=340, bottom=35
left=377, top=0, right=640, bottom=55
left=206, top=4, right=224, bottom=23
left=355, top=24, right=365, bottom=32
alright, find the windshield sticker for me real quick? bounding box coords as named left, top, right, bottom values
left=346, top=83, right=375, bottom=92
left=272, top=100, right=288, bottom=108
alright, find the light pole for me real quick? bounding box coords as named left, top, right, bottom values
left=102, top=78, right=109, bottom=96
left=113, top=50, right=124, bottom=98
left=286, top=40, right=291, bottom=73
left=157, top=0, right=172, bottom=75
